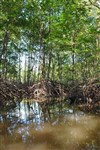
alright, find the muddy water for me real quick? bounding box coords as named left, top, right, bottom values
left=0, top=100, right=100, bottom=150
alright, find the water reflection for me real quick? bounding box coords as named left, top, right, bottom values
left=0, top=100, right=100, bottom=150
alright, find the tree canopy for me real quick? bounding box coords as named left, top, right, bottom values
left=0, top=0, right=100, bottom=84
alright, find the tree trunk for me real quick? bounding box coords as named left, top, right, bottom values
left=47, top=51, right=52, bottom=79
left=18, top=53, right=21, bottom=82
left=42, top=48, right=46, bottom=79
left=2, top=31, right=9, bottom=79
left=57, top=53, right=62, bottom=82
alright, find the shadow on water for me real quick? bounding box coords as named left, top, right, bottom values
left=0, top=99, right=100, bottom=150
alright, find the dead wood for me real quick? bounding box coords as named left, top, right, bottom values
left=0, top=78, right=23, bottom=110
left=0, top=78, right=99, bottom=112
left=69, top=78, right=100, bottom=111
left=29, top=79, right=69, bottom=102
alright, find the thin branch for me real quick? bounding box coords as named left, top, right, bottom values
left=89, top=0, right=100, bottom=9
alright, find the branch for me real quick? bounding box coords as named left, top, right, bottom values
left=89, top=0, right=100, bottom=9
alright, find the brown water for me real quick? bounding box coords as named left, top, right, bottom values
left=0, top=100, right=100, bottom=150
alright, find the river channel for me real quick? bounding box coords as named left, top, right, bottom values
left=0, top=100, right=100, bottom=150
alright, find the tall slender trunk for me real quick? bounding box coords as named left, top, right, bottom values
left=72, top=49, right=75, bottom=81
left=57, top=53, right=62, bottom=82
left=47, top=51, right=52, bottom=79
left=27, top=55, right=30, bottom=84
left=27, top=52, right=32, bottom=85
left=24, top=52, right=27, bottom=83
left=47, top=8, right=52, bottom=79
left=95, top=34, right=100, bottom=78
left=18, top=53, right=21, bottom=82
left=71, top=33, right=76, bottom=81
left=51, top=60, right=55, bottom=81
left=2, top=31, right=9, bottom=79
left=42, top=48, right=46, bottom=79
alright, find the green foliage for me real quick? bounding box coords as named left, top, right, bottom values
left=0, top=0, right=99, bottom=82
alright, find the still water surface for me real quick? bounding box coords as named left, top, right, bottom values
left=0, top=100, right=100, bottom=150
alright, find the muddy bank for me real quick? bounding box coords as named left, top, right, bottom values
left=0, top=79, right=23, bottom=110
left=29, top=79, right=69, bottom=101
left=0, top=79, right=68, bottom=110
left=0, top=78, right=100, bottom=112
left=69, top=79, right=100, bottom=111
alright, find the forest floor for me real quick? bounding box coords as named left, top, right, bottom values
left=0, top=78, right=100, bottom=112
